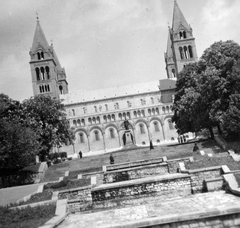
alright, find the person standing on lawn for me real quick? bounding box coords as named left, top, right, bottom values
left=79, top=151, right=83, bottom=159
left=110, top=154, right=114, bottom=164
left=193, top=143, right=199, bottom=152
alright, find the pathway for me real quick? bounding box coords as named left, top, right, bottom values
left=57, top=191, right=240, bottom=228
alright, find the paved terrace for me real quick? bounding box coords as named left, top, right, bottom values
left=57, top=191, right=240, bottom=228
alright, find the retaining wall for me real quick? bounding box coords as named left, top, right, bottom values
left=92, top=173, right=191, bottom=209
left=105, top=156, right=166, bottom=172
left=103, top=163, right=169, bottom=184
left=182, top=166, right=223, bottom=193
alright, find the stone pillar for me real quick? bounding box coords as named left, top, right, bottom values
left=161, top=123, right=166, bottom=140
left=87, top=134, right=91, bottom=152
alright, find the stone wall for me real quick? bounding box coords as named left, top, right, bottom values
left=103, top=163, right=169, bottom=184
left=182, top=166, right=223, bottom=193
left=92, top=174, right=191, bottom=209
left=82, top=172, right=104, bottom=186
left=204, top=177, right=224, bottom=192
left=106, top=156, right=166, bottom=172
left=167, top=157, right=193, bottom=174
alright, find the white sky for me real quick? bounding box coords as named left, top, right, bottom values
left=0, top=0, right=240, bottom=101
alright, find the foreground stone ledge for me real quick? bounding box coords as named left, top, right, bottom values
left=93, top=173, right=190, bottom=191
left=101, top=205, right=240, bottom=228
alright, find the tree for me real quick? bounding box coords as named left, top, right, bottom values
left=172, top=40, right=240, bottom=138
left=0, top=94, right=40, bottom=170
left=22, top=95, right=75, bottom=161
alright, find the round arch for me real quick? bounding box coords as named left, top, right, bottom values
left=89, top=126, right=104, bottom=135
left=74, top=128, right=89, bottom=136
left=149, top=117, right=163, bottom=126
left=164, top=115, right=173, bottom=121
left=104, top=123, right=119, bottom=132
left=134, top=119, right=149, bottom=128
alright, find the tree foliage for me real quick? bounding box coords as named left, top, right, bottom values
left=0, top=94, right=40, bottom=170
left=172, top=40, right=240, bottom=137
left=0, top=94, right=74, bottom=171
left=22, top=95, right=74, bottom=160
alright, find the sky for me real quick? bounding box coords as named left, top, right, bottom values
left=1, top=0, right=240, bottom=101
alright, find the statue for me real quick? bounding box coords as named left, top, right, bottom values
left=123, top=120, right=130, bottom=130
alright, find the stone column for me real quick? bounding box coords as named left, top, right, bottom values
left=87, top=134, right=91, bottom=152
left=161, top=123, right=165, bottom=140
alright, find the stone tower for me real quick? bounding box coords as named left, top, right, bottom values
left=164, top=1, right=198, bottom=79
left=29, top=17, right=68, bottom=99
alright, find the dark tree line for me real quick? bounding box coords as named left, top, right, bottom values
left=172, top=40, right=240, bottom=139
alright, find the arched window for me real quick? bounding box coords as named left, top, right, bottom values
left=188, top=45, right=193, bottom=58
left=88, top=118, right=92, bottom=125
left=72, top=109, right=75, bottom=116
left=171, top=69, right=176, bottom=78
left=105, top=104, right=108, bottom=111
left=73, top=120, right=77, bottom=127
left=81, top=119, right=85, bottom=126
left=179, top=47, right=184, bottom=59
left=97, top=116, right=100, bottom=124
left=40, top=67, right=45, bottom=80
left=41, top=85, right=45, bottom=92
left=37, top=52, right=41, bottom=60
left=148, top=109, right=151, bottom=116
left=156, top=108, right=159, bottom=115
left=139, top=124, right=145, bottom=134
left=79, top=133, right=84, bottom=143
left=45, top=85, right=48, bottom=92
left=127, top=101, right=131, bottom=107
left=179, top=31, right=183, bottom=39
left=94, top=106, right=98, bottom=113
left=45, top=66, right=50, bottom=79
left=41, top=51, right=44, bottom=59
left=92, top=117, right=96, bottom=124
left=184, top=46, right=188, bottom=59
left=118, top=113, right=122, bottom=120
left=110, top=128, right=115, bottom=139
left=47, top=85, right=50, bottom=91
left=127, top=112, right=131, bottom=119
left=111, top=114, right=115, bottom=121
left=94, top=131, right=100, bottom=141
left=59, top=85, right=63, bottom=94
left=154, top=122, right=160, bottom=132
left=35, top=68, right=40, bottom=81
left=133, top=111, right=137, bottom=118
left=77, top=119, right=81, bottom=126
left=168, top=119, right=174, bottom=130
left=39, top=86, right=42, bottom=93
left=103, top=115, right=107, bottom=122
left=183, top=31, right=186, bottom=38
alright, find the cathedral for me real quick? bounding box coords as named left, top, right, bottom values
left=29, top=1, right=198, bottom=156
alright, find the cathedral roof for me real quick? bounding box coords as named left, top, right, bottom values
left=61, top=81, right=160, bottom=105
left=159, top=79, right=176, bottom=91
left=172, top=1, right=190, bottom=32
left=31, top=20, right=50, bottom=51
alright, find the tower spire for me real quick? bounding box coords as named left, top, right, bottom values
left=172, top=0, right=190, bottom=32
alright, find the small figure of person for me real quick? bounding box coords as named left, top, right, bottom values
left=110, top=154, right=114, bottom=164
left=183, top=135, right=186, bottom=143
left=150, top=140, right=154, bottom=150
left=180, top=135, right=183, bottom=144
left=79, top=151, right=82, bottom=159
left=193, top=143, right=199, bottom=152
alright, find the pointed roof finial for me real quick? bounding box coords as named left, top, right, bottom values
left=36, top=11, right=39, bottom=22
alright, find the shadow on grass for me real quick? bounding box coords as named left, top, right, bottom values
left=201, top=140, right=225, bottom=154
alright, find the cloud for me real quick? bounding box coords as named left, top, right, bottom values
left=199, top=0, right=240, bottom=55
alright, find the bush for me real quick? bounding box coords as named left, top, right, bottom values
left=44, top=179, right=70, bottom=190
left=60, top=152, right=67, bottom=158
left=0, top=203, right=56, bottom=228
left=15, top=190, right=53, bottom=206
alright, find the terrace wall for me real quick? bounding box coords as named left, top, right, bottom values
left=92, top=174, right=191, bottom=209
left=103, top=163, right=169, bottom=184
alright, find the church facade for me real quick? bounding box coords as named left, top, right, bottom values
left=29, top=1, right=197, bottom=156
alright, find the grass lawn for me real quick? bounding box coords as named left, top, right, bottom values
left=0, top=203, right=56, bottom=228
left=185, top=156, right=240, bottom=170
left=41, top=139, right=222, bottom=183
